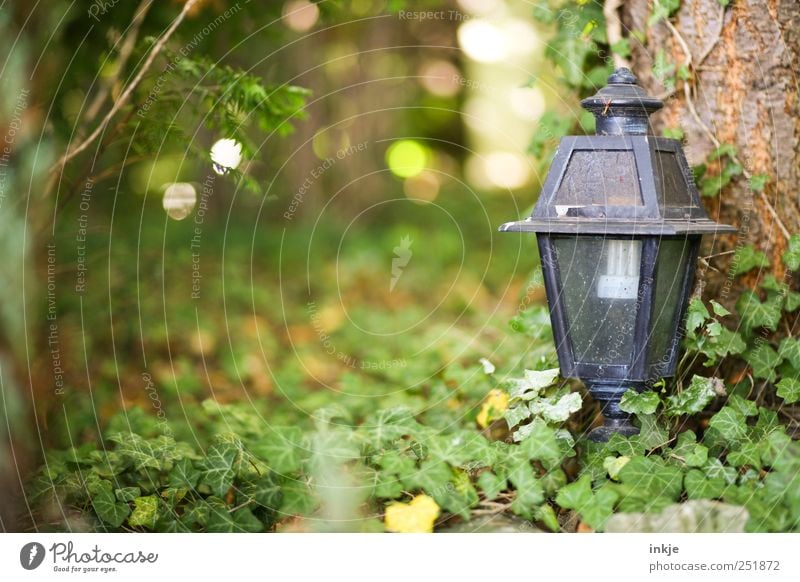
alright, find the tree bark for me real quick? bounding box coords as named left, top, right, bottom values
left=621, top=0, right=800, bottom=300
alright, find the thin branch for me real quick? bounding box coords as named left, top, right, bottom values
left=83, top=0, right=154, bottom=124
left=603, top=0, right=630, bottom=69
left=701, top=250, right=736, bottom=261
left=51, top=0, right=200, bottom=175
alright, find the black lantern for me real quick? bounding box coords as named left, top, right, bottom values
left=501, top=68, right=735, bottom=441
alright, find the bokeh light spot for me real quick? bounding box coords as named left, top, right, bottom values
left=386, top=140, right=428, bottom=178
left=162, top=182, right=197, bottom=221
left=282, top=0, right=320, bottom=33
left=210, top=138, right=243, bottom=175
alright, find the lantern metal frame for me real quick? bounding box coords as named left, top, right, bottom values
left=500, top=68, right=736, bottom=441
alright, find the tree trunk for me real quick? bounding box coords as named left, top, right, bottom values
left=621, top=0, right=800, bottom=300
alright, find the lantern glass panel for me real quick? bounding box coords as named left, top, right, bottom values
left=553, top=236, right=642, bottom=366
left=554, top=151, right=642, bottom=209
left=653, top=151, right=693, bottom=208
left=646, top=238, right=693, bottom=377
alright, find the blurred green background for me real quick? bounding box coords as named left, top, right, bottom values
left=0, top=0, right=614, bottom=531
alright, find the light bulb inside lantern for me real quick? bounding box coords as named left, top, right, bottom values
left=597, top=240, right=641, bottom=299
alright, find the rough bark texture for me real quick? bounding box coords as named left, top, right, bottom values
left=621, top=0, right=800, bottom=300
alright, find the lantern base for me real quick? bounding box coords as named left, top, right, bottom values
left=586, top=380, right=641, bottom=442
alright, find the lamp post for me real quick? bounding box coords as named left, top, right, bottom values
left=501, top=68, right=736, bottom=441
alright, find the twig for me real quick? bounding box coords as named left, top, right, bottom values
left=603, top=0, right=630, bottom=69
left=83, top=0, right=154, bottom=124
left=701, top=250, right=736, bottom=261
left=228, top=499, right=254, bottom=513
left=51, top=0, right=199, bottom=175
left=697, top=256, right=721, bottom=273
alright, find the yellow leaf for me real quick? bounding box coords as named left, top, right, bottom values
left=476, top=389, right=509, bottom=428
left=384, top=495, right=440, bottom=533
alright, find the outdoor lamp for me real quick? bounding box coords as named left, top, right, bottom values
left=501, top=68, right=735, bottom=441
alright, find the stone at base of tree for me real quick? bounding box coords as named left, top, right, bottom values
left=604, top=500, right=749, bottom=533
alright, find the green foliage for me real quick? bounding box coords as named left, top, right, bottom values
left=648, top=0, right=681, bottom=27
left=783, top=235, right=800, bottom=271
left=664, top=376, right=716, bottom=416
left=693, top=144, right=743, bottom=197
left=731, top=246, right=770, bottom=276
left=683, top=298, right=746, bottom=365
left=619, top=390, right=660, bottom=416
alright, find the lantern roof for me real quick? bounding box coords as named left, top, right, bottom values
left=500, top=68, right=736, bottom=236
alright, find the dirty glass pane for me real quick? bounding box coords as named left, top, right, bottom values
left=554, top=150, right=642, bottom=213
left=647, top=238, right=692, bottom=377
left=554, top=236, right=642, bottom=366
left=653, top=151, right=693, bottom=208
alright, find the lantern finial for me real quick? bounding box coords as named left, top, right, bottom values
left=581, top=68, right=663, bottom=136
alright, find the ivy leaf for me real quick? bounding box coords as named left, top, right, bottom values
left=207, top=505, right=263, bottom=533
left=669, top=430, right=708, bottom=468
left=708, top=407, right=749, bottom=445
left=747, top=173, right=769, bottom=192
left=685, top=298, right=711, bottom=335
left=776, top=378, right=800, bottom=404
left=785, top=291, right=800, bottom=312
left=745, top=343, right=782, bottom=381
left=251, top=427, right=307, bottom=474
left=726, top=442, right=761, bottom=468
left=279, top=480, right=318, bottom=516
left=506, top=368, right=560, bottom=401
left=635, top=414, right=670, bottom=451
left=128, top=495, right=159, bottom=529
left=107, top=433, right=162, bottom=471
left=402, top=459, right=451, bottom=494
left=508, top=462, right=544, bottom=519
left=555, top=473, right=592, bottom=511
left=243, top=474, right=283, bottom=509
left=435, top=470, right=478, bottom=520
left=684, top=469, right=726, bottom=500
left=200, top=443, right=238, bottom=497
left=91, top=480, right=131, bottom=528
left=710, top=300, right=731, bottom=317
left=168, top=458, right=200, bottom=489
left=778, top=338, right=800, bottom=369
left=732, top=246, right=769, bottom=276
left=504, top=404, right=531, bottom=429
left=727, top=394, right=758, bottom=417
left=377, top=452, right=416, bottom=478
left=760, top=274, right=785, bottom=294
left=619, top=389, right=660, bottom=415
left=556, top=475, right=618, bottom=531
left=665, top=376, right=716, bottom=416
left=782, top=234, right=800, bottom=270
left=617, top=456, right=683, bottom=501
left=115, top=487, right=140, bottom=502
left=528, top=391, right=581, bottom=423
left=604, top=456, right=630, bottom=481
left=736, top=290, right=782, bottom=331
left=702, top=327, right=746, bottom=365
left=517, top=419, right=562, bottom=469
